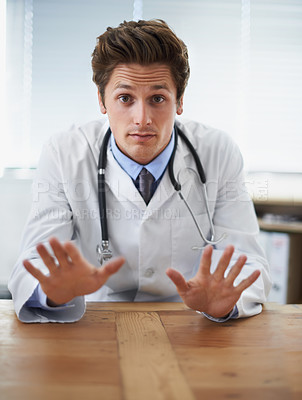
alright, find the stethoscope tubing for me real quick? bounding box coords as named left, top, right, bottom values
left=98, top=128, right=111, bottom=243
left=97, top=124, right=226, bottom=264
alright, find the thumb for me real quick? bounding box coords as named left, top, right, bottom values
left=97, top=256, right=125, bottom=282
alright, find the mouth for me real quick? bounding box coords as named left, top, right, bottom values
left=128, top=132, right=156, bottom=142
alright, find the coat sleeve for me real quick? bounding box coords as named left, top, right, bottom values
left=8, top=139, right=86, bottom=323
left=208, top=133, right=272, bottom=319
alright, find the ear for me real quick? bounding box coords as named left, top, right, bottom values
left=176, top=95, right=184, bottom=115
left=98, top=90, right=107, bottom=114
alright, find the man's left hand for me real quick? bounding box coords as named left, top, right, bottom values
left=166, top=245, right=260, bottom=319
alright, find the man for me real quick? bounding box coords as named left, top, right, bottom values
left=9, top=19, right=271, bottom=323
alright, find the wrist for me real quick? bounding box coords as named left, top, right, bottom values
left=201, top=307, right=234, bottom=319
left=46, top=297, right=64, bottom=307
left=200, top=306, right=239, bottom=323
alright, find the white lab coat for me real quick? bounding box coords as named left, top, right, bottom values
left=8, top=118, right=271, bottom=323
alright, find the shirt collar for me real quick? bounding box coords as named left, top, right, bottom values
left=110, top=129, right=175, bottom=181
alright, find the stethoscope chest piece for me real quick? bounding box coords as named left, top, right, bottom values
left=96, top=241, right=112, bottom=265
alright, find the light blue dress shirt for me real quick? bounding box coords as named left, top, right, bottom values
left=110, top=129, right=175, bottom=181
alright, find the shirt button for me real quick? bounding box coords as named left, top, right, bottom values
left=144, top=268, right=154, bottom=278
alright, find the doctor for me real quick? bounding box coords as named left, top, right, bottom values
left=9, top=19, right=271, bottom=323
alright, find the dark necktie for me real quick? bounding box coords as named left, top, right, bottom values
left=138, top=168, right=155, bottom=204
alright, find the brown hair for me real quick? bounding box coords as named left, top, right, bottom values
left=91, top=19, right=190, bottom=105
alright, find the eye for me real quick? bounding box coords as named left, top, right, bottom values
left=153, top=95, right=164, bottom=103
left=119, top=95, right=131, bottom=103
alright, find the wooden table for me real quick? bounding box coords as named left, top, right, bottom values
left=0, top=301, right=301, bottom=400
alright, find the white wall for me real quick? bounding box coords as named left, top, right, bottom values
left=0, top=171, right=33, bottom=295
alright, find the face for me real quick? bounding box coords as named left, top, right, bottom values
left=98, top=63, right=183, bottom=165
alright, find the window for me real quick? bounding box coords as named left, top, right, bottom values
left=2, top=0, right=302, bottom=172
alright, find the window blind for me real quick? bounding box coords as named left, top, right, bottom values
left=3, top=0, right=302, bottom=172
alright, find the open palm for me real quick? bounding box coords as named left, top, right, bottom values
left=23, top=237, right=125, bottom=306
left=166, top=245, right=260, bottom=318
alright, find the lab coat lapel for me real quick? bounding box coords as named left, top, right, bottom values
left=105, top=149, right=146, bottom=208
left=148, top=135, right=192, bottom=209
left=89, top=121, right=145, bottom=208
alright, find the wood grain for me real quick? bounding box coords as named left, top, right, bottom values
left=0, top=301, right=122, bottom=400
left=0, top=301, right=301, bottom=400
left=115, top=311, right=194, bottom=400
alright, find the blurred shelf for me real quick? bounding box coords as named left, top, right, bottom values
left=0, top=285, right=12, bottom=299
left=258, top=219, right=302, bottom=234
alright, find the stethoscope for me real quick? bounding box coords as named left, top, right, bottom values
left=96, top=124, right=227, bottom=264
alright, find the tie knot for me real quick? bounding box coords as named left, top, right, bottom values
left=138, top=168, right=155, bottom=204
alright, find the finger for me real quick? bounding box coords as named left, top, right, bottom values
left=225, top=255, right=247, bottom=286
left=49, top=237, right=71, bottom=269
left=23, top=260, right=47, bottom=284
left=36, top=243, right=57, bottom=274
left=97, top=257, right=125, bottom=282
left=213, top=245, right=234, bottom=280
left=196, top=245, right=213, bottom=279
left=235, top=270, right=261, bottom=294
left=63, top=241, right=84, bottom=265
left=166, top=268, right=189, bottom=296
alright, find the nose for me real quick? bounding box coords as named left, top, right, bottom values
left=133, top=101, right=152, bottom=126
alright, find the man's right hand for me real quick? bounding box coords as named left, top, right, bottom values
left=23, top=237, right=125, bottom=306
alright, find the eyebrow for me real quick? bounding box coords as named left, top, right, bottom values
left=113, top=83, right=171, bottom=91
